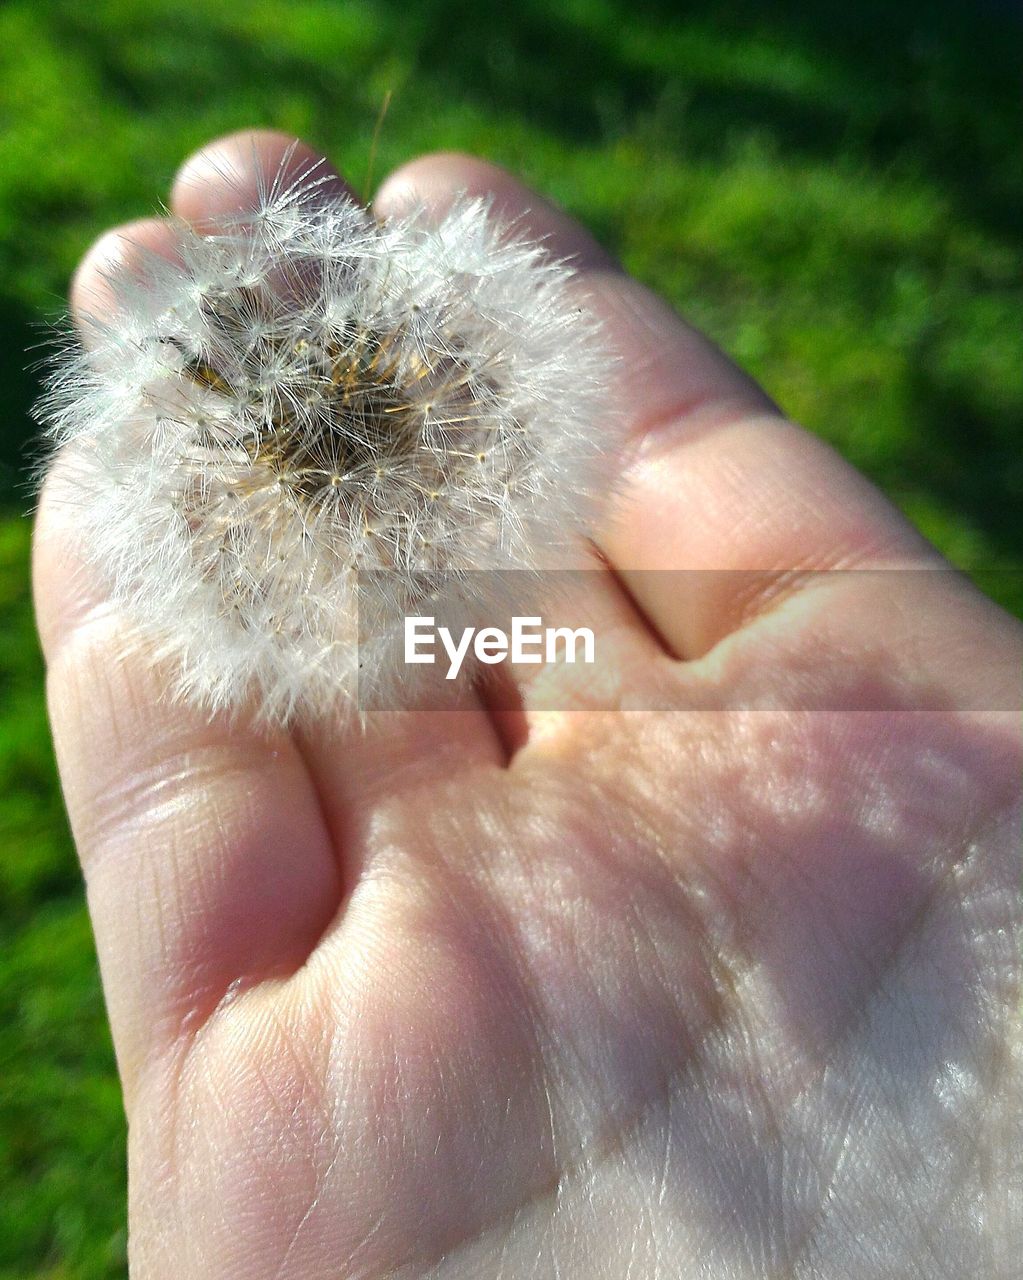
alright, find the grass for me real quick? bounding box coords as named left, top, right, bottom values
left=0, top=1, right=1020, bottom=1275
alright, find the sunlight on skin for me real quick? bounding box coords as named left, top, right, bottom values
left=35, top=131, right=1021, bottom=1278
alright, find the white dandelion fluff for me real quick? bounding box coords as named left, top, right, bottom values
left=37, top=160, right=618, bottom=724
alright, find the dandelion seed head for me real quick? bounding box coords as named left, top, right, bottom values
left=38, top=161, right=619, bottom=724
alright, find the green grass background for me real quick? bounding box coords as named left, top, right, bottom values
left=1, top=1, right=1020, bottom=1275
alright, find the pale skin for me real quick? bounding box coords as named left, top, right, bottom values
left=34, top=132, right=1022, bottom=1278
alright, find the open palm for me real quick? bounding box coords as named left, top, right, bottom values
left=35, top=134, right=1021, bottom=1279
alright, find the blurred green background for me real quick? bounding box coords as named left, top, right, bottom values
left=1, top=0, right=1020, bottom=1275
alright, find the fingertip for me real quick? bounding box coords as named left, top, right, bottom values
left=374, top=152, right=619, bottom=270
left=373, top=151, right=500, bottom=212
left=170, top=129, right=356, bottom=226
left=69, top=217, right=178, bottom=324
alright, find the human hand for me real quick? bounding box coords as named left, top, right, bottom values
left=34, top=132, right=1022, bottom=1278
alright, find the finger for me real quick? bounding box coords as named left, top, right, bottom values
left=35, top=452, right=341, bottom=1109
left=170, top=128, right=357, bottom=225
left=69, top=217, right=181, bottom=344
left=373, top=152, right=675, bottom=720
left=371, top=149, right=621, bottom=272
left=374, top=155, right=942, bottom=662
left=169, top=131, right=507, bottom=812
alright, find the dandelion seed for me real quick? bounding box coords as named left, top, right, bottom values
left=36, top=159, right=619, bottom=724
